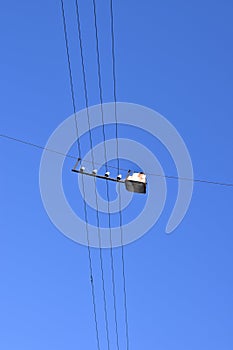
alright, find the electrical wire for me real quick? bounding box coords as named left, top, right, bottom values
left=109, top=0, right=130, bottom=348
left=2, top=2, right=232, bottom=350
left=60, top=0, right=80, bottom=157
left=92, top=0, right=120, bottom=348
left=1, top=133, right=233, bottom=187
left=60, top=1, right=100, bottom=349
left=75, top=1, right=111, bottom=349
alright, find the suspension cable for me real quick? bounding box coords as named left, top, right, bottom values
left=1, top=133, right=233, bottom=187
left=60, top=1, right=100, bottom=349
left=75, top=1, right=111, bottom=349
left=92, top=0, right=120, bottom=348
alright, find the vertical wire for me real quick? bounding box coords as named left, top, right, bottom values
left=92, top=0, right=121, bottom=348
left=110, top=0, right=130, bottom=349
left=60, top=1, right=100, bottom=349
left=60, top=0, right=81, bottom=156
left=75, top=1, right=111, bottom=349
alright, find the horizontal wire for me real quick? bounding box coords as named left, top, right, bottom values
left=1, top=133, right=233, bottom=187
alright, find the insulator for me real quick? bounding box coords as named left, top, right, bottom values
left=80, top=166, right=85, bottom=172
left=105, top=171, right=110, bottom=177
left=92, top=169, right=97, bottom=175
left=117, top=174, right=122, bottom=180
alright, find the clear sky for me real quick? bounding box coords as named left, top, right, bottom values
left=1, top=0, right=233, bottom=349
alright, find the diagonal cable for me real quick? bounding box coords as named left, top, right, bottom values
left=1, top=133, right=233, bottom=187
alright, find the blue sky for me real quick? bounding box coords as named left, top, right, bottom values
left=1, top=1, right=233, bottom=349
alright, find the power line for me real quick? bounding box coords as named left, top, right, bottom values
left=80, top=175, right=101, bottom=350
left=0, top=133, right=73, bottom=158
left=92, top=0, right=120, bottom=343
left=92, top=0, right=120, bottom=349
left=1, top=133, right=233, bottom=187
left=109, top=0, right=130, bottom=349
left=75, top=1, right=111, bottom=349
left=60, top=0, right=80, bottom=157
left=60, top=1, right=100, bottom=349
